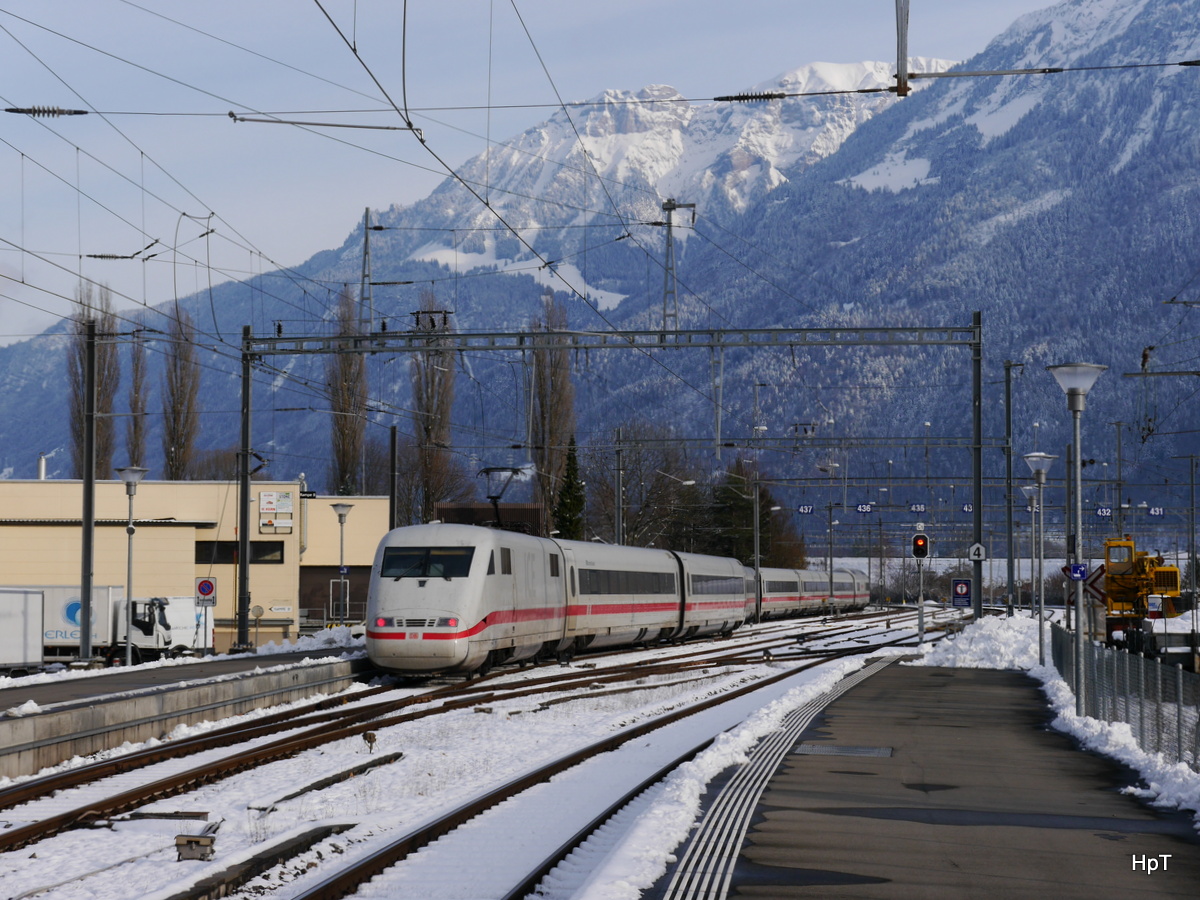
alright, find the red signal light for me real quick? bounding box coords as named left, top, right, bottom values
left=912, top=533, right=929, bottom=559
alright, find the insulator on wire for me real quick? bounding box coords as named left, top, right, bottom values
left=713, top=91, right=787, bottom=103
left=5, top=106, right=89, bottom=117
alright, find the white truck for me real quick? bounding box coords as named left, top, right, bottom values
left=34, top=586, right=210, bottom=665
left=0, top=589, right=44, bottom=675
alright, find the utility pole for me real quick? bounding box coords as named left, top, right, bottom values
left=1004, top=361, right=1023, bottom=615
left=1065, top=443, right=1073, bottom=631
left=1111, top=421, right=1125, bottom=534
left=971, top=311, right=983, bottom=620
left=661, top=198, right=695, bottom=331
left=614, top=426, right=624, bottom=544
left=389, top=424, right=398, bottom=531
left=360, top=208, right=374, bottom=333
left=236, top=326, right=253, bottom=651
left=79, top=319, right=97, bottom=662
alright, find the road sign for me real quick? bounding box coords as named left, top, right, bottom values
left=967, top=542, right=986, bottom=562
left=1061, top=564, right=1106, bottom=599
left=1068, top=563, right=1088, bottom=581
left=951, top=578, right=971, bottom=607
left=339, top=565, right=348, bottom=575
left=195, top=577, right=217, bottom=608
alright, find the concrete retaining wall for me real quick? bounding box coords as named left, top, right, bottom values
left=0, top=658, right=372, bottom=779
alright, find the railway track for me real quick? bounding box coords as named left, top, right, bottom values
left=0, top=613, right=956, bottom=900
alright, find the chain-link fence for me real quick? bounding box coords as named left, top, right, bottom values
left=1051, top=623, right=1199, bottom=770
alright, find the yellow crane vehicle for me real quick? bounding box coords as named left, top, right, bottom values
left=1103, top=535, right=1189, bottom=654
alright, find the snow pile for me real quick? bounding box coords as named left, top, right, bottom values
left=256, top=626, right=364, bottom=657
left=918, top=613, right=1042, bottom=670
left=4, top=699, right=40, bottom=717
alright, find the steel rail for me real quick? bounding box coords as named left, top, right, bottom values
left=0, top=621, right=919, bottom=854
left=285, top=637, right=915, bottom=900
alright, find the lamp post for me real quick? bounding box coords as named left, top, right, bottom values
left=1047, top=362, right=1106, bottom=715
left=1024, top=451, right=1058, bottom=666
left=115, top=466, right=149, bottom=666
left=331, top=502, right=354, bottom=627
left=1021, top=484, right=1038, bottom=612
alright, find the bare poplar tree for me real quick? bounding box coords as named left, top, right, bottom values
left=582, top=424, right=703, bottom=547
left=161, top=308, right=201, bottom=480
left=530, top=290, right=575, bottom=533
left=411, top=290, right=471, bottom=521
left=125, top=327, right=147, bottom=467
left=67, top=283, right=119, bottom=479
left=326, top=288, right=366, bottom=495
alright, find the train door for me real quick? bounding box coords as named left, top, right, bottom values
left=493, top=544, right=517, bottom=645
left=554, top=546, right=575, bottom=645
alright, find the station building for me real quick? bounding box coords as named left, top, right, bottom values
left=0, top=479, right=389, bottom=652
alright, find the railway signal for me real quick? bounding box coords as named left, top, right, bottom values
left=912, top=533, right=929, bottom=559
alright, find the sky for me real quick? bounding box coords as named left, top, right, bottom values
left=1, top=614, right=1197, bottom=898
left=0, top=0, right=1057, bottom=345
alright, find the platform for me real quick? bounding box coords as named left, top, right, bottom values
left=661, top=664, right=1200, bottom=898
left=0, top=650, right=372, bottom=779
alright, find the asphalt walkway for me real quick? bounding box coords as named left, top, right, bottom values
left=668, top=664, right=1200, bottom=899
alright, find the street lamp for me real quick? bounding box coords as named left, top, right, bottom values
left=655, top=470, right=696, bottom=486
left=1024, top=451, right=1058, bottom=666
left=115, top=466, right=149, bottom=666
left=331, top=502, right=354, bottom=627
left=1047, top=362, right=1106, bottom=715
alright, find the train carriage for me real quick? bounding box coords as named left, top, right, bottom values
left=561, top=542, right=683, bottom=650
left=758, top=567, right=803, bottom=619
left=676, top=552, right=750, bottom=638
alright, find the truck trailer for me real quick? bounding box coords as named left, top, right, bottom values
left=12, top=586, right=209, bottom=666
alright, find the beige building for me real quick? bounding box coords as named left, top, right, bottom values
left=0, top=479, right=390, bottom=653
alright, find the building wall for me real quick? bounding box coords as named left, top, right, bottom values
left=0, top=480, right=390, bottom=653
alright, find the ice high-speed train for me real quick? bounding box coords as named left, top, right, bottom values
left=365, top=523, right=869, bottom=675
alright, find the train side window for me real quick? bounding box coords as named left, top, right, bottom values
left=549, top=554, right=560, bottom=577
left=570, top=567, right=576, bottom=597
left=501, top=547, right=513, bottom=575
left=488, top=551, right=495, bottom=575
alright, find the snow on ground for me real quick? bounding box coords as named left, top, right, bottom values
left=0, top=626, right=365, bottom=695
left=5, top=613, right=1198, bottom=899
left=916, top=613, right=1200, bottom=830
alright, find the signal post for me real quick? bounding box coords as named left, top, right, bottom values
left=912, top=531, right=929, bottom=644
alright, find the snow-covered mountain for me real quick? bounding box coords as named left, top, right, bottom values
left=345, top=58, right=954, bottom=310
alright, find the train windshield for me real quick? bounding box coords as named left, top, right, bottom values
left=381, top=546, right=476, bottom=579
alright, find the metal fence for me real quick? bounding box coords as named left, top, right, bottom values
left=1051, top=624, right=1200, bottom=771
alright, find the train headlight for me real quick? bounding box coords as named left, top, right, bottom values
left=374, top=617, right=395, bottom=627
left=436, top=617, right=459, bottom=628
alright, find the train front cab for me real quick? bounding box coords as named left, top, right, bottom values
left=367, top=525, right=568, bottom=674
left=366, top=533, right=481, bottom=672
